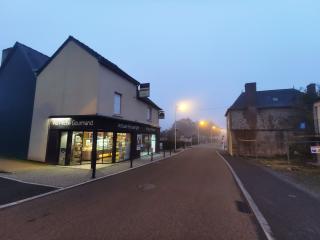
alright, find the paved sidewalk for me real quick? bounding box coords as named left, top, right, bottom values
left=220, top=151, right=320, bottom=240
left=0, top=150, right=185, bottom=188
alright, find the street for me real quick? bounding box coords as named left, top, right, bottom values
left=0, top=177, right=56, bottom=205
left=0, top=147, right=264, bottom=240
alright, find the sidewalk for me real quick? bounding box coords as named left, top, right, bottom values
left=0, top=150, right=185, bottom=188
left=220, top=151, right=320, bottom=240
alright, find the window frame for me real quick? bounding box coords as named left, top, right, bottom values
left=113, top=92, right=122, bottom=115
left=147, top=106, right=152, bottom=121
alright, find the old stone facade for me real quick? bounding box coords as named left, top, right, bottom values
left=226, top=83, right=315, bottom=158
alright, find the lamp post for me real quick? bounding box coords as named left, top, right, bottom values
left=198, top=120, right=206, bottom=145
left=174, top=102, right=188, bottom=152
left=211, top=125, right=216, bottom=144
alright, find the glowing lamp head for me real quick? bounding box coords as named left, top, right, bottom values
left=177, top=102, right=188, bottom=112
left=199, top=120, right=206, bottom=126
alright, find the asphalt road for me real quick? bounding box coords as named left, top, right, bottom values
left=0, top=147, right=264, bottom=240
left=222, top=152, right=320, bottom=240
left=0, top=177, right=56, bottom=205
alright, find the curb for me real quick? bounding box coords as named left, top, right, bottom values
left=0, top=148, right=189, bottom=210
left=216, top=151, right=275, bottom=240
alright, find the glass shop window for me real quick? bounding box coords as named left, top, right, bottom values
left=97, top=132, right=113, bottom=164
left=116, top=133, right=131, bottom=162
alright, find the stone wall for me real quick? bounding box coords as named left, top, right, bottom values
left=227, top=108, right=311, bottom=157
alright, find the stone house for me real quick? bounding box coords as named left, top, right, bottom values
left=226, top=82, right=316, bottom=157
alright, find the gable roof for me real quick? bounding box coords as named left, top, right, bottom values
left=226, top=88, right=304, bottom=115
left=0, top=42, right=49, bottom=74
left=37, top=36, right=140, bottom=85
left=37, top=36, right=162, bottom=110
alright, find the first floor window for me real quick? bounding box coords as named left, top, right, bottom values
left=147, top=107, right=152, bottom=121
left=114, top=93, right=122, bottom=115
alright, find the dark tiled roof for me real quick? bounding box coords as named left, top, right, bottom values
left=0, top=42, right=49, bottom=74
left=37, top=36, right=140, bottom=85
left=139, top=97, right=162, bottom=110
left=17, top=42, right=49, bottom=72
left=227, top=88, right=304, bottom=114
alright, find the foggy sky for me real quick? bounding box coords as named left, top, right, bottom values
left=1, top=0, right=320, bottom=129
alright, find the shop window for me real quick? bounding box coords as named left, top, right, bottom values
left=116, top=133, right=131, bottom=162
left=97, top=132, right=113, bottom=164
left=114, top=92, right=122, bottom=115
left=70, top=131, right=93, bottom=165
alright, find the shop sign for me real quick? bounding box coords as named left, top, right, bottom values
left=159, top=110, right=165, bottom=119
left=117, top=123, right=140, bottom=131
left=311, top=146, right=320, bottom=154
left=50, top=118, right=94, bottom=128
left=138, top=83, right=150, bottom=98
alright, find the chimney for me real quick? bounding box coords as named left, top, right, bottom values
left=306, top=83, right=317, bottom=97
left=245, top=82, right=257, bottom=107
left=1, top=47, right=13, bottom=65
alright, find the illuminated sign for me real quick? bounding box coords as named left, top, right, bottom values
left=50, top=118, right=94, bottom=127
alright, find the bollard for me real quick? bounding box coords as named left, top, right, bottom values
left=151, top=152, right=153, bottom=162
left=130, top=158, right=133, bottom=168
left=163, top=149, right=165, bottom=158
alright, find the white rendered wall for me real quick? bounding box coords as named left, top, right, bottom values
left=98, top=65, right=159, bottom=127
left=28, top=41, right=99, bottom=161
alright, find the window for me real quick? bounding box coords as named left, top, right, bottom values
left=147, top=107, right=152, bottom=121
left=114, top=93, right=121, bottom=115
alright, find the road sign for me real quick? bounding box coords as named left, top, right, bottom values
left=310, top=146, right=320, bottom=154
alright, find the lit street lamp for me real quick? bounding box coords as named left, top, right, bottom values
left=174, top=102, right=189, bottom=152
left=211, top=125, right=216, bottom=143
left=198, top=120, right=206, bottom=145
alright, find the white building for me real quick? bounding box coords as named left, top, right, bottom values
left=28, top=36, right=162, bottom=165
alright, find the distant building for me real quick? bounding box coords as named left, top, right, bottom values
left=0, top=43, right=49, bottom=158
left=226, top=82, right=316, bottom=157
left=313, top=98, right=320, bottom=134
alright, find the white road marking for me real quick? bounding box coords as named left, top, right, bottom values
left=216, top=151, right=275, bottom=240
left=0, top=149, right=189, bottom=210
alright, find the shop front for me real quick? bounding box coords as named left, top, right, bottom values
left=45, top=115, right=160, bottom=165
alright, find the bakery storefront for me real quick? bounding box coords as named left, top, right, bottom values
left=45, top=115, right=160, bottom=165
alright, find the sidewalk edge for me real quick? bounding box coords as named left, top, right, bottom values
left=0, top=149, right=189, bottom=210
left=216, top=151, right=275, bottom=240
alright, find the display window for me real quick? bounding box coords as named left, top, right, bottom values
left=116, top=133, right=131, bottom=162
left=97, top=132, right=113, bottom=164
left=70, top=131, right=93, bottom=165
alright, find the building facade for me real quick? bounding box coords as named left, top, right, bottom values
left=0, top=43, right=48, bottom=159
left=27, top=36, right=162, bottom=165
left=226, top=82, right=315, bottom=157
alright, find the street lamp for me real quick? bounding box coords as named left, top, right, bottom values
left=174, top=102, right=189, bottom=152
left=198, top=120, right=206, bottom=145
left=211, top=125, right=216, bottom=144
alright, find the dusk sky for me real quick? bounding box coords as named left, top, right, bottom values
left=1, top=0, right=320, bottom=129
